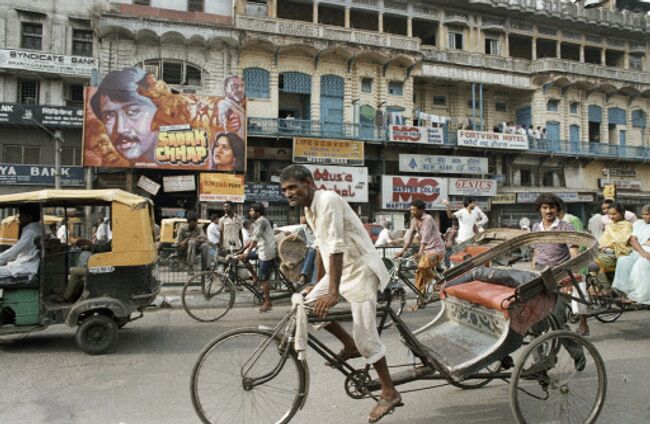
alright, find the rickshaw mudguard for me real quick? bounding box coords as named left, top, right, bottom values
left=64, top=297, right=130, bottom=327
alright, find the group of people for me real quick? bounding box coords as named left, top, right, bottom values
left=494, top=121, right=547, bottom=140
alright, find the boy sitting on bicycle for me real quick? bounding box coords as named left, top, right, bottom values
left=280, top=164, right=402, bottom=424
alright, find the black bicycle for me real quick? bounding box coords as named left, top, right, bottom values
left=388, top=255, right=443, bottom=310
left=181, top=253, right=298, bottom=322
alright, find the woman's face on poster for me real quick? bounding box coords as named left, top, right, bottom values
left=214, top=135, right=235, bottom=170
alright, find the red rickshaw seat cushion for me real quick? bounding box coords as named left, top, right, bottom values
left=444, top=280, right=516, bottom=314
left=449, top=246, right=491, bottom=265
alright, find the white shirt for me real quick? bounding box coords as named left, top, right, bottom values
left=96, top=220, right=112, bottom=242
left=374, top=228, right=394, bottom=247
left=56, top=224, right=68, bottom=243
left=305, top=190, right=389, bottom=303
left=251, top=216, right=277, bottom=261
left=0, top=222, right=42, bottom=277
left=588, top=214, right=605, bottom=241
left=453, top=207, right=489, bottom=244
left=242, top=228, right=251, bottom=245
left=206, top=222, right=220, bottom=245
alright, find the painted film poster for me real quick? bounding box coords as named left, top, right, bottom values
left=83, top=68, right=246, bottom=171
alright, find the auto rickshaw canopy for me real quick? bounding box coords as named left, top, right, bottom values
left=0, top=189, right=149, bottom=207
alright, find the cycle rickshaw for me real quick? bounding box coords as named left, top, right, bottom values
left=0, top=189, right=160, bottom=354
left=190, top=231, right=607, bottom=424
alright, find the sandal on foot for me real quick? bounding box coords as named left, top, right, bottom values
left=259, top=304, right=272, bottom=313
left=368, top=396, right=404, bottom=423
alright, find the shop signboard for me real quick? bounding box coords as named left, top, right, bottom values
left=447, top=196, right=490, bottom=212
left=0, top=164, right=84, bottom=186
left=137, top=175, right=160, bottom=195
left=0, top=103, right=83, bottom=128
left=163, top=175, right=196, bottom=193
left=84, top=69, right=246, bottom=171
left=457, top=130, right=528, bottom=150
left=517, top=192, right=587, bottom=204
left=293, top=138, right=364, bottom=166
left=598, top=179, right=641, bottom=191
left=304, top=165, right=368, bottom=203
left=399, top=154, right=488, bottom=174
left=388, top=125, right=444, bottom=144
left=247, top=146, right=291, bottom=161
left=199, top=173, right=245, bottom=203
left=448, top=178, right=497, bottom=197
left=0, top=48, right=96, bottom=76
left=603, top=184, right=616, bottom=200
left=604, top=167, right=636, bottom=177
left=381, top=176, right=448, bottom=210
left=245, top=183, right=286, bottom=203
left=491, top=193, right=517, bottom=204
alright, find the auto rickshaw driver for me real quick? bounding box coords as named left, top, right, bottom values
left=176, top=212, right=208, bottom=275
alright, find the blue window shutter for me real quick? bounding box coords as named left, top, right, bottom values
left=607, top=107, right=626, bottom=125
left=243, top=68, right=269, bottom=98
left=588, top=105, right=602, bottom=123
left=632, top=110, right=646, bottom=128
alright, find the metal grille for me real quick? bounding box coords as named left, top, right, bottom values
left=66, top=84, right=85, bottom=107
left=4, top=145, right=40, bottom=164
left=21, top=22, right=42, bottom=50
left=320, top=75, right=344, bottom=97
left=162, top=62, right=183, bottom=85
left=185, top=65, right=202, bottom=86
left=61, top=148, right=81, bottom=166
left=243, top=68, right=270, bottom=98
left=279, top=72, right=311, bottom=94
left=18, top=79, right=39, bottom=105
left=72, top=29, right=93, bottom=57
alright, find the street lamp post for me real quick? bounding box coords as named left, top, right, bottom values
left=53, top=130, right=63, bottom=189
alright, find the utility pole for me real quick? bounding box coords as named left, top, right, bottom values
left=54, top=130, right=63, bottom=189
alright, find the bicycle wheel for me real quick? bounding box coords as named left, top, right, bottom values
left=380, top=287, right=406, bottom=329
left=191, top=328, right=307, bottom=424
left=182, top=271, right=235, bottom=322
left=510, top=330, right=607, bottom=424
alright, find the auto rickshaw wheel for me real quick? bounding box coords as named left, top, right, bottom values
left=75, top=314, right=119, bottom=355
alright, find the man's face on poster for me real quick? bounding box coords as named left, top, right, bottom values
left=226, top=77, right=245, bottom=103
left=99, top=95, right=157, bottom=162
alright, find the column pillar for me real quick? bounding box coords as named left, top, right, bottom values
left=268, top=0, right=277, bottom=18
left=311, top=72, right=321, bottom=122
left=378, top=13, right=383, bottom=33
left=504, top=32, right=510, bottom=57
left=556, top=39, right=561, bottom=58
left=601, top=48, right=606, bottom=66
left=344, top=7, right=350, bottom=28
left=579, top=44, right=585, bottom=62
left=532, top=36, right=537, bottom=60
left=313, top=2, right=318, bottom=24
left=407, top=16, right=413, bottom=38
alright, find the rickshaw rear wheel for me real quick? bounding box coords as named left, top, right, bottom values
left=510, top=330, right=607, bottom=424
left=449, top=361, right=501, bottom=389
left=75, top=314, right=119, bottom=355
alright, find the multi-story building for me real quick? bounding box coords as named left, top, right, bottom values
left=0, top=0, right=96, bottom=193
left=237, top=0, right=650, bottom=228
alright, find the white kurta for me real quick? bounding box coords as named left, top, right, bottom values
left=304, top=190, right=389, bottom=303
left=0, top=222, right=42, bottom=277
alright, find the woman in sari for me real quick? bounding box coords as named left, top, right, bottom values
left=613, top=205, right=650, bottom=304
left=591, top=202, right=633, bottom=291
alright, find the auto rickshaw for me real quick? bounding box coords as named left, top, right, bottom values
left=0, top=189, right=159, bottom=354
left=0, top=214, right=82, bottom=251
left=158, top=217, right=210, bottom=264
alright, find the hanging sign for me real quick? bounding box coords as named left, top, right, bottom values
left=303, top=165, right=368, bottom=203
left=457, top=130, right=528, bottom=150
left=448, top=178, right=497, bottom=196
left=389, top=125, right=444, bottom=144
left=136, top=175, right=161, bottom=195
left=399, top=154, right=488, bottom=174
left=293, top=138, right=364, bottom=165
left=381, top=176, right=448, bottom=210
left=199, top=173, right=245, bottom=202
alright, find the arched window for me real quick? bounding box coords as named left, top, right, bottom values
left=279, top=72, right=311, bottom=94
left=588, top=105, right=602, bottom=123
left=141, top=59, right=203, bottom=86
left=243, top=67, right=270, bottom=99
left=608, top=107, right=626, bottom=125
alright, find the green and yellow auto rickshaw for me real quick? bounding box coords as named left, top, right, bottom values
left=0, top=189, right=159, bottom=354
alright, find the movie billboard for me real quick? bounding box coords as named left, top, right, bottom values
left=83, top=68, right=246, bottom=171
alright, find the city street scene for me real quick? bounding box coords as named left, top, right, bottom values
left=1, top=0, right=650, bottom=423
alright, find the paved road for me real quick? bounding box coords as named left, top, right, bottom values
left=1, top=303, right=649, bottom=424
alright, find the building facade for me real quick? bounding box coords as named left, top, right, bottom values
left=1, top=0, right=650, bottom=229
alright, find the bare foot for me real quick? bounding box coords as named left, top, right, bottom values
left=368, top=394, right=403, bottom=423
left=259, top=303, right=272, bottom=313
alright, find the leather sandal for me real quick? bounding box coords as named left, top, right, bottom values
left=368, top=396, right=404, bottom=423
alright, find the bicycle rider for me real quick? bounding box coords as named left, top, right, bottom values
left=279, top=164, right=402, bottom=423
left=395, top=200, right=445, bottom=300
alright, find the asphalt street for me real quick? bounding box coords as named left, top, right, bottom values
left=1, top=301, right=649, bottom=424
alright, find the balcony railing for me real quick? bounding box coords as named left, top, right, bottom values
left=247, top=118, right=649, bottom=161
left=248, top=117, right=388, bottom=142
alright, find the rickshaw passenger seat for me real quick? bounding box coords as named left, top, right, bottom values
left=444, top=280, right=516, bottom=314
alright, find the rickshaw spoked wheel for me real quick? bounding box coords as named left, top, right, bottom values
left=510, top=330, right=607, bottom=424
left=75, top=314, right=119, bottom=355
left=449, top=361, right=501, bottom=390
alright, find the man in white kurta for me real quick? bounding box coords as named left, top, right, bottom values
left=0, top=205, right=42, bottom=279
left=280, top=165, right=401, bottom=423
